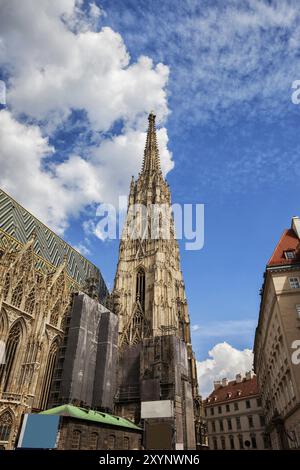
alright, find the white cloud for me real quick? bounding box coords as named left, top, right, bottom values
left=0, top=109, right=69, bottom=233
left=0, top=0, right=173, bottom=234
left=0, top=0, right=169, bottom=131
left=197, top=342, right=254, bottom=398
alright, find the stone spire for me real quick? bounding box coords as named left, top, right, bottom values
left=113, top=113, right=201, bottom=448
left=141, top=112, right=162, bottom=176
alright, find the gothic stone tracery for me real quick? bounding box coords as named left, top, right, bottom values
left=0, top=237, right=73, bottom=449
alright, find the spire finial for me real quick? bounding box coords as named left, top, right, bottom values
left=141, top=112, right=161, bottom=176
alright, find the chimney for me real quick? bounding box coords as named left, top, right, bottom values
left=214, top=380, right=222, bottom=390
left=222, top=378, right=228, bottom=387
left=292, top=216, right=300, bottom=239
left=236, top=373, right=242, bottom=383
left=245, top=371, right=253, bottom=381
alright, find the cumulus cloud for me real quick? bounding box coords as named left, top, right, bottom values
left=0, top=0, right=169, bottom=130
left=0, top=110, right=68, bottom=233
left=0, top=0, right=173, bottom=234
left=197, top=342, right=254, bottom=398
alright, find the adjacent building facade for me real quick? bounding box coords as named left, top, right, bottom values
left=204, top=373, right=268, bottom=450
left=254, top=216, right=300, bottom=449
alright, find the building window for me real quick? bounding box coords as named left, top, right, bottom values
left=221, top=436, right=226, bottom=450
left=229, top=435, right=235, bottom=450
left=251, top=434, right=257, bottom=449
left=212, top=421, right=216, bottom=433
left=71, top=430, right=81, bottom=449
left=39, top=340, right=59, bottom=410
left=213, top=437, right=218, bottom=450
left=226, top=404, right=230, bottom=412
left=90, top=432, right=98, bottom=450
left=246, top=400, right=251, bottom=409
left=219, top=420, right=224, bottom=432
left=210, top=407, right=214, bottom=416
left=108, top=434, right=116, bottom=449
left=0, top=411, right=13, bottom=442
left=296, top=305, right=300, bottom=319
left=259, top=415, right=265, bottom=426
left=248, top=415, right=254, bottom=428
left=123, top=437, right=129, bottom=450
left=257, top=398, right=262, bottom=407
left=236, top=417, right=241, bottom=430
left=1, top=322, right=22, bottom=391
left=227, top=418, right=232, bottom=430
left=136, top=268, right=145, bottom=310
left=285, top=251, right=295, bottom=259
left=234, top=402, right=239, bottom=411
left=238, top=434, right=244, bottom=449
left=289, top=277, right=300, bottom=289
left=218, top=405, right=222, bottom=414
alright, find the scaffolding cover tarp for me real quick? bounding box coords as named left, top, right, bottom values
left=59, top=292, right=118, bottom=411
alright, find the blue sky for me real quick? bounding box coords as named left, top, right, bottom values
left=1, top=0, right=300, bottom=394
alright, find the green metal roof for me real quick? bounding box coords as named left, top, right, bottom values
left=40, top=404, right=141, bottom=431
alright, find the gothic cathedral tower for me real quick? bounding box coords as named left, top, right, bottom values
left=113, top=113, right=201, bottom=450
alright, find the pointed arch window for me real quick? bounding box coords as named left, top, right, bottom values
left=0, top=411, right=13, bottom=442
left=1, top=322, right=22, bottom=391
left=11, top=280, right=23, bottom=308
left=0, top=311, right=6, bottom=339
left=133, top=310, right=143, bottom=327
left=0, top=312, right=7, bottom=380
left=39, top=340, right=59, bottom=410
left=136, top=268, right=145, bottom=310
